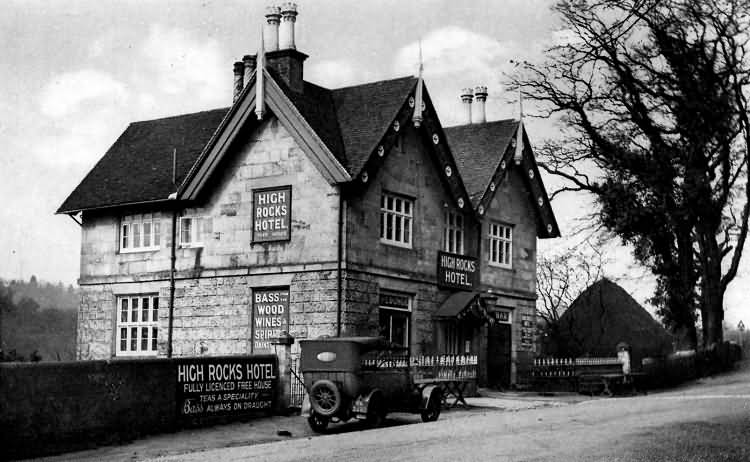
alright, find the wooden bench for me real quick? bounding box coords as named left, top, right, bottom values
left=414, top=378, right=472, bottom=408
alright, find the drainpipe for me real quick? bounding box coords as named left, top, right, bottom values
left=336, top=191, right=344, bottom=337
left=167, top=199, right=178, bottom=358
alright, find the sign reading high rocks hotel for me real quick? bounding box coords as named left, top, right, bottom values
left=437, top=251, right=478, bottom=290
left=176, top=356, right=277, bottom=420
left=253, top=186, right=292, bottom=242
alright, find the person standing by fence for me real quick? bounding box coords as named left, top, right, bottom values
left=617, top=342, right=632, bottom=384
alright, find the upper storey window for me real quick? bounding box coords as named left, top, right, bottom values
left=120, top=214, right=160, bottom=253
left=179, top=216, right=205, bottom=248
left=488, top=222, right=512, bottom=268
left=443, top=210, right=465, bottom=254
left=380, top=193, right=413, bottom=248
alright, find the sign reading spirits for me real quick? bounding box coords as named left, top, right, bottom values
left=252, top=287, right=290, bottom=353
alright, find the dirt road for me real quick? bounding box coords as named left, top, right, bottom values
left=150, top=365, right=750, bottom=462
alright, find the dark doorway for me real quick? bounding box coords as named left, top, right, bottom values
left=487, top=323, right=511, bottom=389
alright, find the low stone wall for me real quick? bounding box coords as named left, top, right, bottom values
left=0, top=355, right=278, bottom=460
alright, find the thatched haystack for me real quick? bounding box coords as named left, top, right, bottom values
left=553, top=278, right=674, bottom=368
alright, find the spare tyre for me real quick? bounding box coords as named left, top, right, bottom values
left=309, top=379, right=341, bottom=416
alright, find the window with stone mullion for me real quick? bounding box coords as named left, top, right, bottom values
left=380, top=193, right=413, bottom=247
left=116, top=295, right=159, bottom=356
left=443, top=210, right=464, bottom=254
left=488, top=223, right=512, bottom=267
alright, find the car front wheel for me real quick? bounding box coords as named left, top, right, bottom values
left=309, top=379, right=342, bottom=417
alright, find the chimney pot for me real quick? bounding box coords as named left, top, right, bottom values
left=473, top=85, right=488, bottom=124
left=233, top=61, right=244, bottom=103
left=279, top=3, right=298, bottom=50
left=460, top=88, right=474, bottom=125
left=264, top=6, right=281, bottom=52
left=243, top=54, right=257, bottom=87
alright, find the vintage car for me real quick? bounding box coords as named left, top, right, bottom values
left=300, top=337, right=443, bottom=432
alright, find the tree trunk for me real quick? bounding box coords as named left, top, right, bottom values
left=699, top=230, right=725, bottom=347
left=671, top=227, right=698, bottom=349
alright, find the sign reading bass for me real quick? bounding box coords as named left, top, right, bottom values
left=252, top=288, right=290, bottom=353
left=437, top=251, right=478, bottom=290
left=176, top=356, right=277, bottom=419
left=253, top=186, right=291, bottom=242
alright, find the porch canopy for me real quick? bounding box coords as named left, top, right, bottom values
left=434, top=291, right=491, bottom=322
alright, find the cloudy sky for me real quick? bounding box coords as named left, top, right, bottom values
left=1, top=0, right=747, bottom=327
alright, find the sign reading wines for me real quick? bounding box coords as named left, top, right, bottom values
left=176, top=356, right=277, bottom=419
left=253, top=186, right=292, bottom=242
left=437, top=251, right=478, bottom=290
left=252, top=288, right=290, bottom=353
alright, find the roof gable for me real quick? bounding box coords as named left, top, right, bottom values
left=446, top=120, right=517, bottom=205
left=179, top=69, right=351, bottom=200
left=331, top=76, right=418, bottom=177
left=343, top=81, right=476, bottom=216
left=446, top=121, right=560, bottom=238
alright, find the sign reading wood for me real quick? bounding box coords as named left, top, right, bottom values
left=176, top=356, right=277, bottom=419
left=252, top=186, right=292, bottom=242
left=437, top=251, right=478, bottom=290
left=252, top=288, right=290, bottom=353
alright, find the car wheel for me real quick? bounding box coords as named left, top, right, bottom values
left=365, top=395, right=386, bottom=428
left=421, top=392, right=441, bottom=422
left=310, top=379, right=342, bottom=417
left=307, top=412, right=329, bottom=433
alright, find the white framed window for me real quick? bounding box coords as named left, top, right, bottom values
left=380, top=193, right=413, bottom=247
left=179, top=216, right=205, bottom=247
left=489, top=223, right=513, bottom=268
left=378, top=291, right=412, bottom=348
left=443, top=210, right=465, bottom=254
left=116, top=294, right=159, bottom=356
left=120, top=214, right=160, bottom=252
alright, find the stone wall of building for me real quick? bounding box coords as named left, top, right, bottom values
left=346, top=124, right=479, bottom=279
left=339, top=268, right=454, bottom=356
left=79, top=116, right=341, bottom=286
left=77, top=281, right=168, bottom=360
left=78, top=268, right=342, bottom=360
left=480, top=166, right=538, bottom=297
left=76, top=115, right=344, bottom=359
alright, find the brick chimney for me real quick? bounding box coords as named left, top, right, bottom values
left=279, top=3, right=298, bottom=50
left=233, top=61, right=244, bottom=102
left=460, top=88, right=473, bottom=125
left=233, top=4, right=307, bottom=99
left=243, top=54, right=256, bottom=87
left=264, top=6, right=281, bottom=52
left=266, top=3, right=307, bottom=93
left=473, top=86, right=488, bottom=124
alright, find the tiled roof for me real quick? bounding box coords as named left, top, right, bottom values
left=331, top=76, right=417, bottom=176
left=271, top=69, right=347, bottom=168
left=58, top=75, right=417, bottom=214
left=445, top=120, right=518, bottom=206
left=57, top=108, right=229, bottom=213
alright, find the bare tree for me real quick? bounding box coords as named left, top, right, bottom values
left=536, top=243, right=605, bottom=326
left=514, top=0, right=750, bottom=348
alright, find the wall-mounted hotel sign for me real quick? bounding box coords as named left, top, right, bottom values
left=251, top=287, right=290, bottom=353
left=253, top=185, right=292, bottom=242
left=437, top=251, right=478, bottom=290
left=176, top=355, right=277, bottom=420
